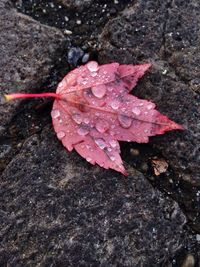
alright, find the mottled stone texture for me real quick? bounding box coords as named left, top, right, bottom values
left=100, top=0, right=200, bottom=186
left=0, top=0, right=199, bottom=266
left=0, top=126, right=187, bottom=267
left=0, top=1, right=65, bottom=131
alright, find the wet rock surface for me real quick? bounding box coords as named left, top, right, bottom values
left=0, top=126, right=191, bottom=267
left=99, top=0, right=200, bottom=187
left=0, top=0, right=66, bottom=131
left=0, top=0, right=200, bottom=266
left=100, top=0, right=200, bottom=233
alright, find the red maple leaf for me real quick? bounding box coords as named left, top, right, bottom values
left=5, top=61, right=183, bottom=175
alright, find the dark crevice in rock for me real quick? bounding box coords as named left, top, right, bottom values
left=12, top=0, right=133, bottom=48
left=121, top=140, right=200, bottom=234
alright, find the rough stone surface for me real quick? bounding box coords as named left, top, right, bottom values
left=99, top=0, right=200, bottom=186
left=0, top=0, right=199, bottom=266
left=0, top=1, right=65, bottom=131
left=0, top=126, right=188, bottom=267
left=165, top=1, right=200, bottom=85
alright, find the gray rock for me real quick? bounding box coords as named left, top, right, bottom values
left=165, top=1, right=200, bottom=84
left=99, top=0, right=200, bottom=186
left=0, top=2, right=65, bottom=131
left=0, top=1, right=198, bottom=266
left=0, top=126, right=188, bottom=267
left=100, top=1, right=167, bottom=63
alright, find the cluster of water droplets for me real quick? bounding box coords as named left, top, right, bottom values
left=52, top=61, right=158, bottom=150
left=93, top=137, right=119, bottom=163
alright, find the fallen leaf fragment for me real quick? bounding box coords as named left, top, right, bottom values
left=151, top=158, right=169, bottom=176
left=4, top=61, right=183, bottom=175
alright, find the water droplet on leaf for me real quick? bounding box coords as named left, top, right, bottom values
left=83, top=117, right=90, bottom=124
left=86, top=157, right=92, bottom=162
left=77, top=126, right=89, bottom=136
left=72, top=114, right=82, bottom=124
left=110, top=99, right=120, bottom=110
left=58, top=82, right=63, bottom=88
left=66, top=73, right=77, bottom=86
left=94, top=138, right=107, bottom=149
left=90, top=72, right=97, bottom=77
left=132, top=107, right=141, bottom=116
left=87, top=61, right=99, bottom=72
left=147, top=103, right=154, bottom=110
left=96, top=120, right=109, bottom=133
left=118, top=114, right=132, bottom=128
left=91, top=84, right=106, bottom=98
left=57, top=131, right=66, bottom=140
left=110, top=155, right=115, bottom=161
left=51, top=109, right=60, bottom=119
left=109, top=140, right=117, bottom=148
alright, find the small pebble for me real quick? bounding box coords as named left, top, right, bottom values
left=67, top=47, right=84, bottom=66
left=64, top=16, right=69, bottom=22
left=82, top=53, right=90, bottom=63
left=64, top=29, right=72, bottom=35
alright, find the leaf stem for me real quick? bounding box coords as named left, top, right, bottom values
left=4, top=92, right=61, bottom=101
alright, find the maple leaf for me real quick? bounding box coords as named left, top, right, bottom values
left=5, top=61, right=183, bottom=175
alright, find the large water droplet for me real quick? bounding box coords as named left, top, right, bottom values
left=132, top=107, right=141, bottom=116
left=51, top=109, right=60, bottom=119
left=94, top=138, right=107, bottom=149
left=87, top=61, right=99, bottom=72
left=110, top=99, right=120, bottom=110
left=72, top=114, right=82, bottom=124
left=118, top=114, right=132, bottom=128
left=96, top=120, right=109, bottom=133
left=77, top=126, right=89, bottom=136
left=57, top=131, right=66, bottom=140
left=91, top=84, right=106, bottom=99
